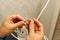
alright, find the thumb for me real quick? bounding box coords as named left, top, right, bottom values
left=15, top=21, right=24, bottom=28
left=29, top=20, right=34, bottom=34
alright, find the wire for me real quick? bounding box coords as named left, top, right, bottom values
left=11, top=0, right=50, bottom=40
left=11, top=33, right=19, bottom=40
left=44, top=35, right=48, bottom=40
left=37, top=0, right=50, bottom=20
left=37, top=0, right=50, bottom=40
left=11, top=28, right=21, bottom=40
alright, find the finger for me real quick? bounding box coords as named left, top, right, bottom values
left=29, top=20, right=34, bottom=34
left=7, top=15, right=24, bottom=22
left=25, top=19, right=31, bottom=27
left=16, top=15, right=24, bottom=21
left=35, top=25, right=38, bottom=32
left=34, top=18, right=44, bottom=34
left=24, top=19, right=31, bottom=32
left=15, top=21, right=24, bottom=28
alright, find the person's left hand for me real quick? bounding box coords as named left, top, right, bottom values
left=0, top=15, right=24, bottom=38
left=26, top=19, right=44, bottom=40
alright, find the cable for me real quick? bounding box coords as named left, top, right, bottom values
left=11, top=0, right=50, bottom=40
left=37, top=0, right=50, bottom=40
left=44, top=35, right=48, bottom=40
left=37, top=0, right=50, bottom=20
left=11, top=28, right=21, bottom=40
left=11, top=33, right=19, bottom=40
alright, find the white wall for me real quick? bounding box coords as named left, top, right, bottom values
left=49, top=0, right=60, bottom=40
left=0, top=0, right=41, bottom=20
left=0, top=0, right=58, bottom=40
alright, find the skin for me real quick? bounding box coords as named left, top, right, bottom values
left=26, top=19, right=44, bottom=40
left=0, top=15, right=24, bottom=38
left=0, top=15, right=44, bottom=40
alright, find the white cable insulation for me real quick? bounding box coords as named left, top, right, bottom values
left=11, top=0, right=50, bottom=40
left=37, top=0, right=50, bottom=40
left=44, top=35, right=48, bottom=40
left=11, top=33, right=19, bottom=40
left=37, top=0, right=50, bottom=20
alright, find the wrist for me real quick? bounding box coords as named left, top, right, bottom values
left=0, top=27, right=10, bottom=38
left=0, top=27, right=5, bottom=38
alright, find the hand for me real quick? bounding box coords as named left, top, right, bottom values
left=0, top=15, right=24, bottom=38
left=26, top=19, right=44, bottom=40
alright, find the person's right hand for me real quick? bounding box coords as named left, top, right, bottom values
left=26, top=19, right=44, bottom=40
left=0, top=15, right=24, bottom=38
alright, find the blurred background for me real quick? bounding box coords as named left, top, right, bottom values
left=0, top=0, right=60, bottom=40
